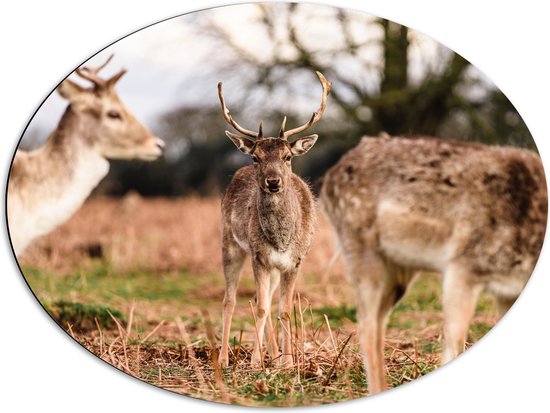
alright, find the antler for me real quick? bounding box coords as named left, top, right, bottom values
left=218, top=82, right=259, bottom=139
left=75, top=54, right=125, bottom=89
left=280, top=71, right=332, bottom=140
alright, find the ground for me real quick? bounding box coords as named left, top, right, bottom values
left=17, top=196, right=498, bottom=407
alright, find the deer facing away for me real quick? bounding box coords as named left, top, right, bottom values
left=218, top=72, right=331, bottom=367
left=320, top=134, right=547, bottom=394
left=7, top=55, right=165, bottom=256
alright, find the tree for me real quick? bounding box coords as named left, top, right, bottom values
left=200, top=3, right=530, bottom=145
left=97, top=3, right=534, bottom=196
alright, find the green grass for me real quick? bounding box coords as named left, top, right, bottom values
left=23, top=263, right=203, bottom=304
left=468, top=321, right=494, bottom=342
left=312, top=305, right=357, bottom=327
left=313, top=273, right=497, bottom=340
left=22, top=261, right=216, bottom=334
left=420, top=341, right=440, bottom=354
left=387, top=359, right=438, bottom=388
left=21, top=263, right=498, bottom=407
left=43, top=300, right=124, bottom=331
left=313, top=274, right=442, bottom=327
left=229, top=369, right=367, bottom=406
left=394, top=275, right=442, bottom=312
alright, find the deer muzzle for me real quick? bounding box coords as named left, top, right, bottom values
left=154, top=137, right=165, bottom=153
left=136, top=135, right=165, bottom=161
left=265, top=176, right=282, bottom=193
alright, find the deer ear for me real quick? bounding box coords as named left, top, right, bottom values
left=57, top=79, right=86, bottom=101
left=290, top=134, right=318, bottom=156
left=225, top=131, right=255, bottom=154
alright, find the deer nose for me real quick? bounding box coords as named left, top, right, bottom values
left=155, top=137, right=165, bottom=153
left=265, top=177, right=281, bottom=188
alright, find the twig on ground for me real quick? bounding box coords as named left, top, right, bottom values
left=176, top=317, right=206, bottom=391
left=233, top=330, right=244, bottom=372
left=140, top=320, right=166, bottom=344
left=126, top=301, right=136, bottom=339
left=324, top=314, right=339, bottom=358
left=94, top=317, right=105, bottom=357
left=323, top=332, right=354, bottom=386
left=201, top=308, right=230, bottom=404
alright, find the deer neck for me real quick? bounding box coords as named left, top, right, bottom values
left=35, top=107, right=109, bottom=220
left=9, top=106, right=111, bottom=255
left=257, top=185, right=299, bottom=251
left=43, top=105, right=109, bottom=182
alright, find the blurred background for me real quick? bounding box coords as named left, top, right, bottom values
left=20, top=2, right=534, bottom=198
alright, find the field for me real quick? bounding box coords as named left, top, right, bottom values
left=18, top=195, right=499, bottom=406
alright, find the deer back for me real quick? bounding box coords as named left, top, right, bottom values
left=321, top=135, right=547, bottom=278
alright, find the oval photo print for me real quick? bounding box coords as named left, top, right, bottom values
left=7, top=2, right=547, bottom=406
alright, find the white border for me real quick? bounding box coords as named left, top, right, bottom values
left=1, top=1, right=548, bottom=412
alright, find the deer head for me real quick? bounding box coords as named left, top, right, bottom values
left=218, top=71, right=331, bottom=193
left=57, top=55, right=165, bottom=161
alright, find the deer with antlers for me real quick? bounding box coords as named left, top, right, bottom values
left=7, top=55, right=165, bottom=256
left=320, top=134, right=547, bottom=394
left=218, top=71, right=331, bottom=367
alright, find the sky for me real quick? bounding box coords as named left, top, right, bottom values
left=20, top=2, right=490, bottom=148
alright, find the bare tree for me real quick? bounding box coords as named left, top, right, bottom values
left=200, top=3, right=531, bottom=147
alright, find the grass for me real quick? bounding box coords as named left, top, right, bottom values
left=312, top=274, right=497, bottom=337
left=43, top=300, right=124, bottom=332
left=22, top=260, right=498, bottom=406
left=24, top=263, right=202, bottom=303
left=17, top=197, right=500, bottom=406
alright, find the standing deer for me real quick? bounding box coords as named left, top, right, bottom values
left=320, top=134, right=547, bottom=394
left=7, top=55, right=165, bottom=256
left=218, top=72, right=331, bottom=367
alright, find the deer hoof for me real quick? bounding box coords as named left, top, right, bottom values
left=218, top=354, right=229, bottom=368
left=251, top=352, right=262, bottom=367
left=278, top=354, right=294, bottom=368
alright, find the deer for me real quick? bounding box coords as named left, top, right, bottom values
left=320, top=133, right=547, bottom=394
left=217, top=71, right=331, bottom=368
left=7, top=55, right=165, bottom=256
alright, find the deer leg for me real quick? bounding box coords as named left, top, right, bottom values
left=441, top=264, right=483, bottom=364
left=496, top=295, right=516, bottom=319
left=251, top=263, right=270, bottom=366
left=219, top=242, right=246, bottom=368
left=265, top=270, right=280, bottom=362
left=279, top=268, right=299, bottom=367
left=349, top=251, right=392, bottom=395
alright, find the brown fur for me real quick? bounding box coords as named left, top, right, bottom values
left=222, top=164, right=316, bottom=261
left=320, top=134, right=547, bottom=394
left=217, top=71, right=330, bottom=367
left=219, top=138, right=317, bottom=367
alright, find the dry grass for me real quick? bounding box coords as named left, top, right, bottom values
left=20, top=194, right=349, bottom=309
left=20, top=193, right=345, bottom=282
left=17, top=195, right=499, bottom=406
left=69, top=298, right=442, bottom=406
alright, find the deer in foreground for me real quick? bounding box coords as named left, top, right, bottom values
left=7, top=55, right=165, bottom=256
left=218, top=72, right=331, bottom=367
left=320, top=134, right=547, bottom=394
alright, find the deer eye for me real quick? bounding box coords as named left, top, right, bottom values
left=107, top=110, right=122, bottom=120
left=251, top=155, right=259, bottom=163
left=285, top=154, right=292, bottom=162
